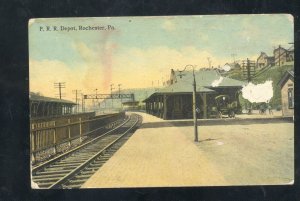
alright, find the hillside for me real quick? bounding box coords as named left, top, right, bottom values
left=225, top=64, right=294, bottom=107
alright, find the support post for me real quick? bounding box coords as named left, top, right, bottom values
left=163, top=94, right=167, bottom=120
left=68, top=119, right=71, bottom=147
left=203, top=93, right=207, bottom=119
left=79, top=117, right=82, bottom=143
left=31, top=131, right=36, bottom=163
left=192, top=69, right=198, bottom=142
left=53, top=121, right=57, bottom=154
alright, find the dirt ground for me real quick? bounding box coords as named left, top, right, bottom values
left=187, top=122, right=294, bottom=185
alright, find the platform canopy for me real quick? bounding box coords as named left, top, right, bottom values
left=144, top=70, right=245, bottom=102
left=30, top=92, right=76, bottom=118
left=30, top=92, right=76, bottom=105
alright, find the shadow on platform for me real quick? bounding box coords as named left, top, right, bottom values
left=140, top=117, right=293, bottom=129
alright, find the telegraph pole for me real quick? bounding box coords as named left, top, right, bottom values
left=247, top=58, right=251, bottom=82
left=207, top=57, right=212, bottom=68
left=72, top=90, right=81, bottom=113
left=118, top=84, right=122, bottom=108
left=231, top=53, right=236, bottom=63
left=54, top=82, right=65, bottom=99
left=110, top=84, right=114, bottom=108
left=118, top=84, right=121, bottom=98
left=81, top=93, right=85, bottom=113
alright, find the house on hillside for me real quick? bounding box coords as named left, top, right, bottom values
left=223, top=62, right=241, bottom=71
left=278, top=70, right=294, bottom=117
left=144, top=69, right=245, bottom=120
left=274, top=46, right=294, bottom=66
left=256, top=52, right=275, bottom=68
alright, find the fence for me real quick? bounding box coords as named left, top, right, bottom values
left=30, top=112, right=125, bottom=161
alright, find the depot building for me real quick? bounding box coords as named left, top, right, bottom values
left=143, top=69, right=245, bottom=120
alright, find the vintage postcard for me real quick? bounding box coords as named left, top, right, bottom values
left=29, top=15, right=294, bottom=189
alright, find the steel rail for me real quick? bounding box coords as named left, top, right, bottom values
left=32, top=115, right=131, bottom=173
left=48, top=114, right=140, bottom=189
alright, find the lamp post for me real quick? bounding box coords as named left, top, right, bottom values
left=178, top=64, right=199, bottom=142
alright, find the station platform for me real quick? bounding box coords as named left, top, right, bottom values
left=82, top=112, right=294, bottom=188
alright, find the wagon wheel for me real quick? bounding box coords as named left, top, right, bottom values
left=228, top=110, right=235, bottom=118
left=218, top=111, right=222, bottom=119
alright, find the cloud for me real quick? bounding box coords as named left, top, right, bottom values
left=30, top=45, right=235, bottom=100
left=29, top=59, right=87, bottom=100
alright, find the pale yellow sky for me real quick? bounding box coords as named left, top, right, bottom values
left=29, top=15, right=293, bottom=101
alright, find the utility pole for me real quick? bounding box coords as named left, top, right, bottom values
left=118, top=84, right=122, bottom=108
left=231, top=53, right=236, bottom=63
left=247, top=58, right=251, bottom=82
left=94, top=88, right=98, bottom=111
left=72, top=90, right=81, bottom=113
left=207, top=57, right=212, bottom=68
left=54, top=82, right=65, bottom=99
left=118, top=84, right=121, bottom=98
left=81, top=93, right=85, bottom=113
left=110, top=84, right=114, bottom=109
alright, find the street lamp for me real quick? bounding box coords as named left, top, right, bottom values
left=178, top=64, right=199, bottom=142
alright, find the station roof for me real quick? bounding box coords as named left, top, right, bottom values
left=29, top=92, right=76, bottom=105
left=175, top=69, right=246, bottom=88
left=159, top=82, right=215, bottom=93
left=143, top=70, right=245, bottom=102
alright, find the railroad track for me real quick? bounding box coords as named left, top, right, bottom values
left=32, top=113, right=141, bottom=189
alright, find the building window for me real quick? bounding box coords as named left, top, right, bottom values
left=288, top=88, right=294, bottom=109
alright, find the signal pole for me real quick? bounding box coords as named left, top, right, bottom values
left=54, top=82, right=65, bottom=99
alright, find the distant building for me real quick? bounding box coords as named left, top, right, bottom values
left=122, top=101, right=140, bottom=111
left=274, top=46, right=294, bottom=66
left=278, top=70, right=294, bottom=117
left=144, top=69, right=245, bottom=120
left=223, top=62, right=241, bottom=71
left=256, top=52, right=275, bottom=68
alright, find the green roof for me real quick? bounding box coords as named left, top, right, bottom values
left=143, top=70, right=245, bottom=102
left=176, top=70, right=246, bottom=88
left=158, top=81, right=215, bottom=93
left=29, top=93, right=76, bottom=105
